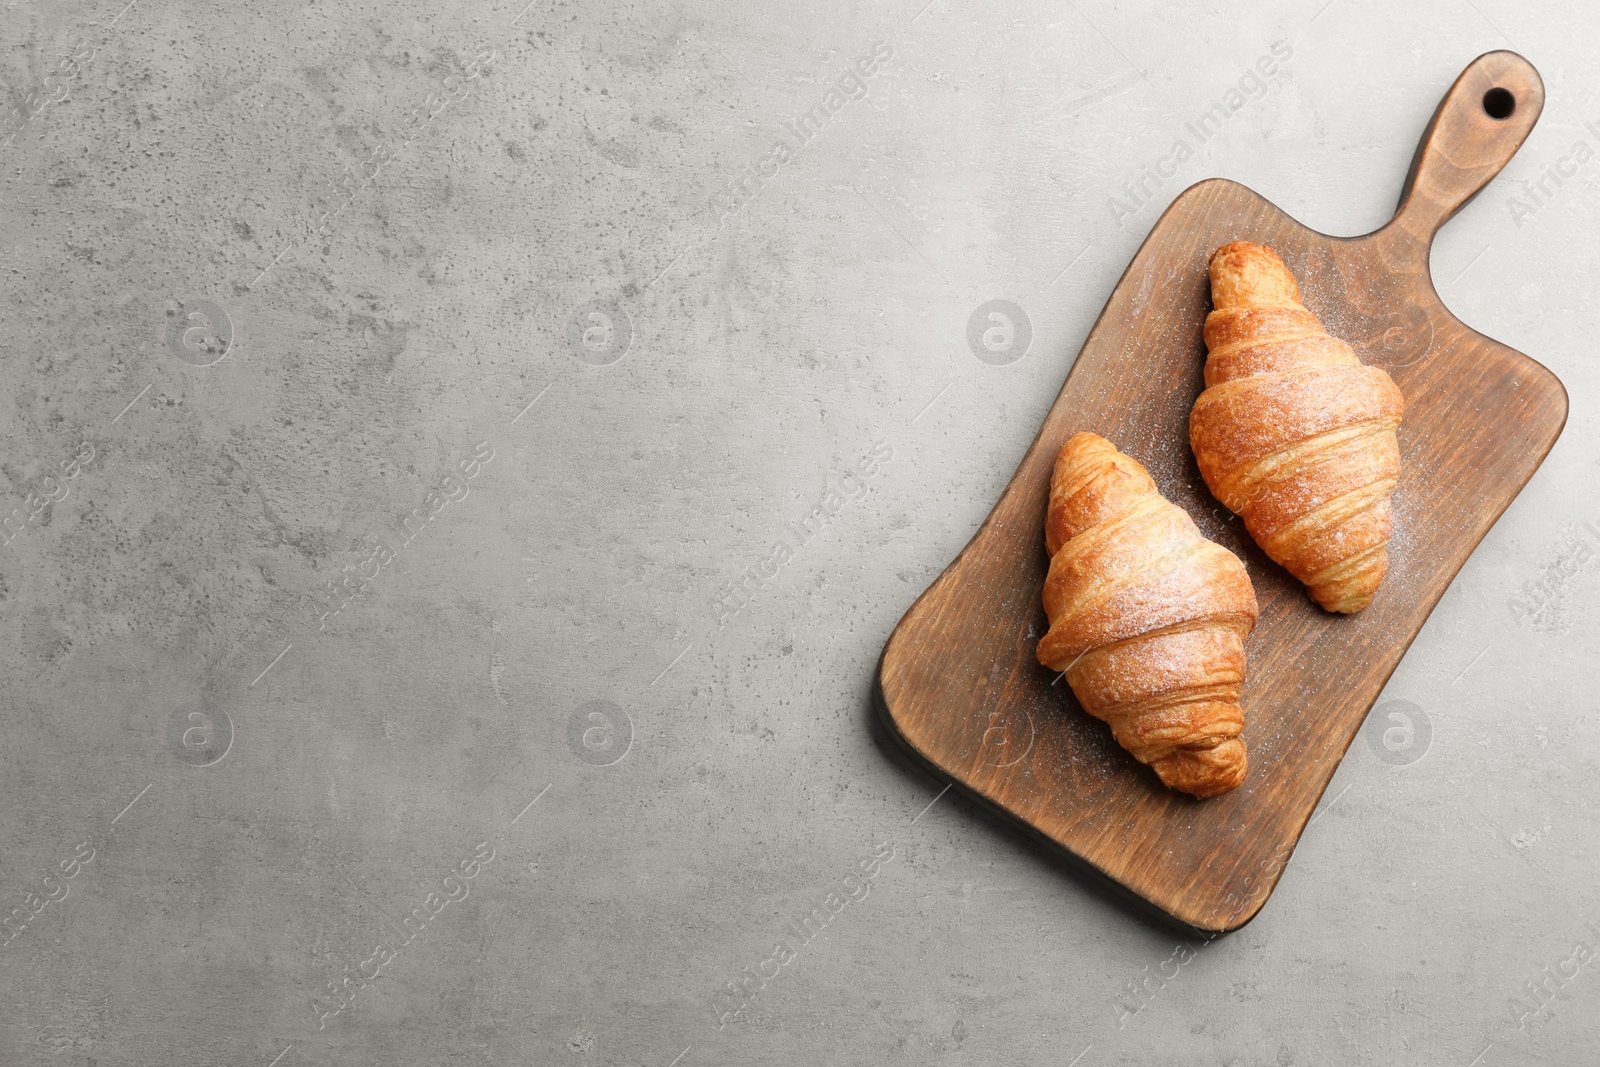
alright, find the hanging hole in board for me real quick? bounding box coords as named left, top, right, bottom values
left=1482, top=87, right=1515, bottom=120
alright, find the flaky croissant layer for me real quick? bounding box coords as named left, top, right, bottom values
left=1190, top=241, right=1405, bottom=613
left=1037, top=433, right=1258, bottom=798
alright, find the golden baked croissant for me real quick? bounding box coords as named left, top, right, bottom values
left=1189, top=241, right=1405, bottom=613
left=1037, top=433, right=1259, bottom=798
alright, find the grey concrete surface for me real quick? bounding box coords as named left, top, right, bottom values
left=0, top=0, right=1596, bottom=1064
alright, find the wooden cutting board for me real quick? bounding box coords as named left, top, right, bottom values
left=875, top=51, right=1567, bottom=933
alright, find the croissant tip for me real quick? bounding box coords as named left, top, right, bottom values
left=1319, top=594, right=1376, bottom=614
left=1207, top=241, right=1302, bottom=311
left=1052, top=432, right=1118, bottom=493
left=1310, top=552, right=1387, bottom=613
left=1060, top=430, right=1108, bottom=456
left=1210, top=239, right=1275, bottom=264
left=1152, top=738, right=1248, bottom=799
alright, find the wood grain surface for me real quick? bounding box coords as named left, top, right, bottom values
left=875, top=51, right=1567, bottom=933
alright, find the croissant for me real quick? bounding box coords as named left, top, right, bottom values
left=1189, top=241, right=1405, bottom=613
left=1037, top=433, right=1259, bottom=798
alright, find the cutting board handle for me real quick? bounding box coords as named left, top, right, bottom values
left=1387, top=51, right=1544, bottom=247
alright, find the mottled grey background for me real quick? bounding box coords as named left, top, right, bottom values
left=1, top=0, right=1596, bottom=1064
